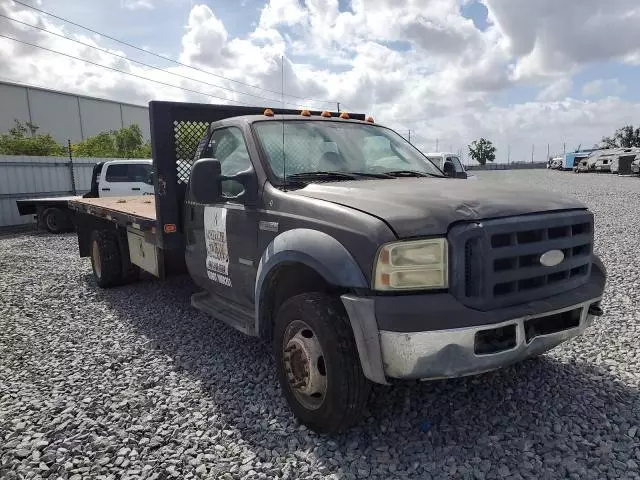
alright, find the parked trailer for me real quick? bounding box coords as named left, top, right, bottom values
left=67, top=101, right=606, bottom=433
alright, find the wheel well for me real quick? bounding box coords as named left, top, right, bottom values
left=259, top=262, right=343, bottom=340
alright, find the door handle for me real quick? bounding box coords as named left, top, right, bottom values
left=101, top=188, right=110, bottom=191
left=131, top=187, right=141, bottom=191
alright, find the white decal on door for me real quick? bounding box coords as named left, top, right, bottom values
left=204, top=206, right=232, bottom=287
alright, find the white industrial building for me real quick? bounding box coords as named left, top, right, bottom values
left=0, top=80, right=150, bottom=142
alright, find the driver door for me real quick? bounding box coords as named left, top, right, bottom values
left=184, top=126, right=258, bottom=309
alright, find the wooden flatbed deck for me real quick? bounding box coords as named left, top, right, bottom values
left=69, top=196, right=157, bottom=229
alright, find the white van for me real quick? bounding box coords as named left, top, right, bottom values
left=425, top=152, right=469, bottom=179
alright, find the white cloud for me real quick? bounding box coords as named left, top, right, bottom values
left=536, top=78, right=572, bottom=102
left=180, top=5, right=229, bottom=67
left=483, top=0, right=640, bottom=80
left=120, top=0, right=155, bottom=10
left=1, top=0, right=640, bottom=166
left=258, top=0, right=307, bottom=29
left=582, top=79, right=626, bottom=98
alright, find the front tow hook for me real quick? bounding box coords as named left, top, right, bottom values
left=588, top=302, right=604, bottom=317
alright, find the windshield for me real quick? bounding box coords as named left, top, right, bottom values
left=253, top=120, right=442, bottom=180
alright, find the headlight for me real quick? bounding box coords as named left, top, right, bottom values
left=373, top=238, right=448, bottom=291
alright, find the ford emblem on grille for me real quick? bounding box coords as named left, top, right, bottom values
left=540, top=249, right=564, bottom=267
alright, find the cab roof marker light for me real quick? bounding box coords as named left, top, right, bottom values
left=321, top=111, right=332, bottom=118
left=366, top=116, right=374, bottom=123
left=263, top=108, right=275, bottom=117
left=301, top=109, right=311, bottom=117
left=339, top=112, right=350, bottom=119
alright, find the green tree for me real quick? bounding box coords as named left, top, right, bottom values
left=468, top=138, right=496, bottom=166
left=602, top=125, right=640, bottom=148
left=72, top=131, right=116, bottom=157
left=114, top=124, right=144, bottom=158
left=0, top=120, right=65, bottom=156
left=71, top=124, right=150, bottom=158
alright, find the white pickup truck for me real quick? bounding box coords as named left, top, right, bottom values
left=16, top=159, right=153, bottom=233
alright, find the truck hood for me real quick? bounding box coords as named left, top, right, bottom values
left=292, top=178, right=586, bottom=237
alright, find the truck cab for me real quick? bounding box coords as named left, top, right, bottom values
left=69, top=102, right=606, bottom=434
left=94, top=159, right=154, bottom=197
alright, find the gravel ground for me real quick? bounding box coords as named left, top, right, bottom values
left=1, top=170, right=639, bottom=480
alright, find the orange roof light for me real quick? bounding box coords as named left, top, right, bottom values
left=164, top=223, right=177, bottom=233
left=339, top=112, right=350, bottom=119
left=366, top=116, right=375, bottom=123
left=301, top=109, right=311, bottom=117
left=263, top=108, right=274, bottom=117
left=320, top=111, right=332, bottom=118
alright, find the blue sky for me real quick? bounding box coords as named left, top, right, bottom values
left=3, top=0, right=640, bottom=161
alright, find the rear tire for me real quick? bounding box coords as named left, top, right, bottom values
left=90, top=230, right=123, bottom=288
left=42, top=208, right=72, bottom=234
left=274, top=293, right=371, bottom=434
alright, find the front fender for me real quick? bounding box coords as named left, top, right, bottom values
left=254, top=228, right=368, bottom=330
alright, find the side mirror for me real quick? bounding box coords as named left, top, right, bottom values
left=191, top=158, right=222, bottom=204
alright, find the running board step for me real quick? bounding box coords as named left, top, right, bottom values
left=191, top=291, right=255, bottom=336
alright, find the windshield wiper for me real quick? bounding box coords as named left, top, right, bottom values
left=286, top=171, right=359, bottom=181
left=286, top=171, right=392, bottom=182
left=384, top=170, right=439, bottom=178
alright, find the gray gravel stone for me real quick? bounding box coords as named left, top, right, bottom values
left=0, top=170, right=639, bottom=480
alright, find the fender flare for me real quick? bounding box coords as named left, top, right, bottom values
left=254, top=228, right=368, bottom=331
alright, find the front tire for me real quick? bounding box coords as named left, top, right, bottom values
left=274, top=293, right=371, bottom=434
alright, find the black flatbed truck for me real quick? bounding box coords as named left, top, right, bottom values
left=69, top=101, right=606, bottom=433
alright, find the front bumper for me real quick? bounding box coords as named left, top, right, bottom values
left=341, top=260, right=606, bottom=385
left=378, top=298, right=599, bottom=380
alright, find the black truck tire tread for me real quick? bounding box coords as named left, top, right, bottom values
left=42, top=207, right=72, bottom=234
left=90, top=230, right=123, bottom=288
left=274, top=292, right=371, bottom=434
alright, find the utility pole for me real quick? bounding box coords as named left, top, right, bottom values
left=563, top=142, right=566, bottom=155
left=547, top=143, right=550, bottom=162
left=67, top=139, right=77, bottom=196
left=531, top=144, right=534, bottom=163
left=436, top=138, right=439, bottom=151
left=507, top=145, right=511, bottom=164
left=337, top=102, right=340, bottom=113
left=408, top=130, right=411, bottom=143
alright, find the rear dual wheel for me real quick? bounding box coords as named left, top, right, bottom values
left=90, top=230, right=139, bottom=288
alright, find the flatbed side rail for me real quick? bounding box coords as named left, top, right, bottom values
left=68, top=199, right=157, bottom=232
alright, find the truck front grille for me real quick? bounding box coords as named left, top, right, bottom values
left=450, top=211, right=593, bottom=310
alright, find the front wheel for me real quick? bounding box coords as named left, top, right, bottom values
left=274, top=293, right=371, bottom=434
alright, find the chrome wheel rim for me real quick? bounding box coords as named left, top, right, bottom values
left=282, top=320, right=327, bottom=410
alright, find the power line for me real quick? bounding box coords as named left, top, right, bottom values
left=0, top=33, right=254, bottom=105
left=12, top=0, right=336, bottom=106
left=0, top=12, right=311, bottom=108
